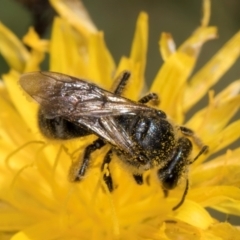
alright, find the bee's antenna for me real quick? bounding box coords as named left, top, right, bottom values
left=172, top=145, right=208, bottom=210
left=172, top=179, right=189, bottom=211
left=190, top=145, right=209, bottom=164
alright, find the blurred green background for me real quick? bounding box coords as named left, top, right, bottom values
left=0, top=0, right=239, bottom=224
left=1, top=0, right=240, bottom=89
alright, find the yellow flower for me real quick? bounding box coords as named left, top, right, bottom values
left=0, top=0, right=240, bottom=239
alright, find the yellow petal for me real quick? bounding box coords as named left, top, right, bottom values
left=11, top=232, right=31, bottom=240
left=0, top=23, right=29, bottom=72
left=192, top=148, right=240, bottom=187
left=49, top=17, right=115, bottom=85
left=159, top=33, right=176, bottom=61
left=22, top=27, right=49, bottom=52
left=214, top=79, right=240, bottom=102
left=165, top=221, right=202, bottom=239
left=115, top=12, right=148, bottom=100
left=2, top=70, right=39, bottom=133
left=0, top=89, right=33, bottom=147
left=49, top=17, right=87, bottom=75
left=24, top=50, right=45, bottom=72
left=207, top=120, right=240, bottom=155
left=151, top=26, right=217, bottom=122
left=0, top=210, right=35, bottom=232
left=201, top=0, right=211, bottom=27
left=213, top=197, right=240, bottom=216
left=184, top=31, right=240, bottom=111
left=50, top=0, right=97, bottom=36
left=130, top=12, right=148, bottom=70
left=87, top=32, right=115, bottom=88
left=0, top=80, right=9, bottom=101
left=174, top=200, right=214, bottom=229
left=129, top=12, right=148, bottom=81
left=189, top=186, right=240, bottom=215
left=11, top=218, right=69, bottom=240
left=186, top=79, right=240, bottom=135
left=21, top=28, right=47, bottom=72
left=186, top=88, right=240, bottom=149
left=205, top=222, right=240, bottom=240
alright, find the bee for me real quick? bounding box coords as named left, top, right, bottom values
left=19, top=71, right=208, bottom=210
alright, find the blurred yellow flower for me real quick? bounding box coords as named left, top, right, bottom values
left=0, top=0, right=240, bottom=239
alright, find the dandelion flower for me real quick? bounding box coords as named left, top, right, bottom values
left=0, top=0, right=240, bottom=239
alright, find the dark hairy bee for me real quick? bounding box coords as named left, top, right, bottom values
left=19, top=71, right=208, bottom=210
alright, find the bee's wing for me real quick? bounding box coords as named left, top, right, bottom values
left=76, top=116, right=136, bottom=155
left=19, top=71, right=152, bottom=119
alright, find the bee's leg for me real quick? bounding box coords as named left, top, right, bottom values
left=70, top=138, right=106, bottom=182
left=138, top=93, right=159, bottom=105
left=133, top=174, right=143, bottom=185
left=113, top=71, right=131, bottom=95
left=179, top=126, right=208, bottom=151
left=101, top=149, right=113, bottom=192
left=113, top=71, right=160, bottom=106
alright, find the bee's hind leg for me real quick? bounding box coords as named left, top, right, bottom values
left=101, top=148, right=144, bottom=189
left=69, top=138, right=106, bottom=182
left=101, top=149, right=114, bottom=192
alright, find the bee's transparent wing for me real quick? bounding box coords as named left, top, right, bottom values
left=19, top=71, right=152, bottom=119
left=19, top=71, right=148, bottom=153
left=75, top=116, right=136, bottom=154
